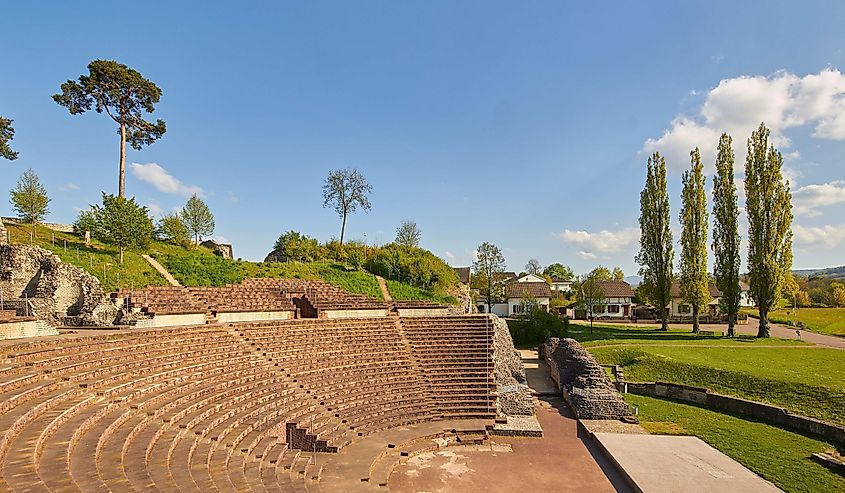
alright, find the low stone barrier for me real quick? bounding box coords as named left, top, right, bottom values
left=624, top=381, right=845, bottom=446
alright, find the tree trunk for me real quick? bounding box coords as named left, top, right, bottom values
left=120, top=246, right=124, bottom=265
left=727, top=312, right=735, bottom=337
left=340, top=213, right=347, bottom=245
left=757, top=307, right=769, bottom=337
left=119, top=123, right=127, bottom=198
left=692, top=305, right=700, bottom=333
left=660, top=307, right=668, bottom=331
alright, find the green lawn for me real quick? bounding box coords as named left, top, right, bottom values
left=7, top=222, right=168, bottom=292
left=744, top=307, right=845, bottom=337
left=591, top=345, right=845, bottom=424
left=626, top=394, right=845, bottom=493
left=568, top=322, right=805, bottom=347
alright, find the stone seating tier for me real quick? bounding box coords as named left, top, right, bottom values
left=0, top=314, right=498, bottom=491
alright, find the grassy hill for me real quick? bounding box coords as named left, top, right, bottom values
left=742, top=307, right=845, bottom=337
left=5, top=222, right=447, bottom=301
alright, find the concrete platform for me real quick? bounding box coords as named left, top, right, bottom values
left=592, top=433, right=782, bottom=492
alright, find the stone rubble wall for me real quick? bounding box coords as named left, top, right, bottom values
left=0, top=244, right=119, bottom=327
left=491, top=315, right=534, bottom=416
left=540, top=337, right=632, bottom=420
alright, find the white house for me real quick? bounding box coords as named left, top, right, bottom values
left=669, top=280, right=755, bottom=317
left=505, top=281, right=551, bottom=316
left=550, top=277, right=573, bottom=293
left=582, top=280, right=635, bottom=319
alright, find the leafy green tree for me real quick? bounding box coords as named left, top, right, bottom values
left=679, top=147, right=710, bottom=333
left=612, top=267, right=625, bottom=281
left=157, top=212, right=190, bottom=247
left=589, top=265, right=612, bottom=281
left=52, top=60, right=166, bottom=197
left=322, top=168, right=372, bottom=245
left=576, top=275, right=606, bottom=332
left=395, top=220, right=421, bottom=247
left=181, top=194, right=215, bottom=245
left=273, top=230, right=321, bottom=262
left=0, top=116, right=19, bottom=160
left=79, top=193, right=153, bottom=263
left=745, top=123, right=793, bottom=337
left=10, top=169, right=50, bottom=235
left=543, top=263, right=574, bottom=280
left=367, top=243, right=458, bottom=293
left=473, top=242, right=506, bottom=313
left=525, top=258, right=542, bottom=275
left=712, top=133, right=741, bottom=336
left=636, top=152, right=674, bottom=331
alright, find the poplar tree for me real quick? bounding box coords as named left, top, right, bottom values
left=712, top=133, right=741, bottom=336
left=53, top=60, right=166, bottom=197
left=679, top=148, right=710, bottom=333
left=745, top=123, right=793, bottom=337
left=636, top=152, right=674, bottom=330
left=0, top=116, right=19, bottom=160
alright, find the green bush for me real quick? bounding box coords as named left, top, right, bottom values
left=507, top=310, right=569, bottom=347
left=366, top=243, right=458, bottom=294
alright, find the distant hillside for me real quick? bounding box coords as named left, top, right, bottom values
left=625, top=275, right=642, bottom=287
left=793, top=266, right=845, bottom=280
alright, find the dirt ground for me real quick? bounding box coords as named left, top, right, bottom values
left=389, top=397, right=629, bottom=492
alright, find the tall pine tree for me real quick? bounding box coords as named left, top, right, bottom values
left=636, top=152, right=674, bottom=331
left=679, top=148, right=710, bottom=333
left=712, top=133, right=741, bottom=336
left=745, top=123, right=793, bottom=337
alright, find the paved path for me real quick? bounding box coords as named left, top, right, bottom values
left=376, top=275, right=393, bottom=302
left=390, top=398, right=627, bottom=492
left=735, top=317, right=845, bottom=349
left=590, top=319, right=845, bottom=350
left=141, top=254, right=181, bottom=287
left=518, top=349, right=558, bottom=395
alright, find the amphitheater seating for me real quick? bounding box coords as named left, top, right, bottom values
left=0, top=314, right=498, bottom=491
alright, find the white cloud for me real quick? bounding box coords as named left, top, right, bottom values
left=578, top=251, right=597, bottom=260
left=444, top=251, right=455, bottom=260
left=146, top=202, right=163, bottom=217
left=227, top=191, right=239, bottom=203
left=643, top=68, right=845, bottom=173
left=130, top=163, right=204, bottom=197
left=58, top=183, right=80, bottom=192
left=555, top=227, right=640, bottom=255
left=793, top=181, right=845, bottom=216
left=793, top=223, right=845, bottom=248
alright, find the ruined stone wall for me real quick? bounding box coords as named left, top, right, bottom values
left=0, top=244, right=118, bottom=327
left=491, top=315, right=534, bottom=416
left=540, top=337, right=632, bottom=420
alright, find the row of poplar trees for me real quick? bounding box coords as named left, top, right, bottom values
left=637, top=122, right=793, bottom=338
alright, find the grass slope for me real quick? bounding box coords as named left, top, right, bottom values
left=6, top=223, right=167, bottom=291
left=591, top=345, right=845, bottom=424
left=627, top=394, right=845, bottom=493
left=384, top=279, right=456, bottom=304
left=744, top=307, right=845, bottom=337
left=155, top=248, right=384, bottom=298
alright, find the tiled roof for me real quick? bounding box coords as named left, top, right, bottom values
left=596, top=280, right=635, bottom=298
left=669, top=280, right=722, bottom=299
left=453, top=267, right=471, bottom=284
left=505, top=282, right=552, bottom=298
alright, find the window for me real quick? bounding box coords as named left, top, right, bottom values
left=512, top=304, right=525, bottom=314
left=678, top=304, right=691, bottom=314
left=607, top=305, right=620, bottom=314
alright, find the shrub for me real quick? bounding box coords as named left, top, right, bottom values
left=507, top=309, right=569, bottom=346
left=366, top=243, right=458, bottom=294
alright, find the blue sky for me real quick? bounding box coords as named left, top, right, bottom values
left=2, top=1, right=845, bottom=275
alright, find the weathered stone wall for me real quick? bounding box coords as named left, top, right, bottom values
left=540, top=337, right=632, bottom=420
left=491, top=315, right=534, bottom=416
left=626, top=381, right=845, bottom=446
left=200, top=240, right=234, bottom=260
left=0, top=244, right=118, bottom=327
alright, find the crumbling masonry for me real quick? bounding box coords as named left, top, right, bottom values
left=539, top=337, right=632, bottom=420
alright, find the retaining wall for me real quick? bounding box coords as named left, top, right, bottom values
left=625, top=381, right=845, bottom=446
left=217, top=310, right=294, bottom=324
